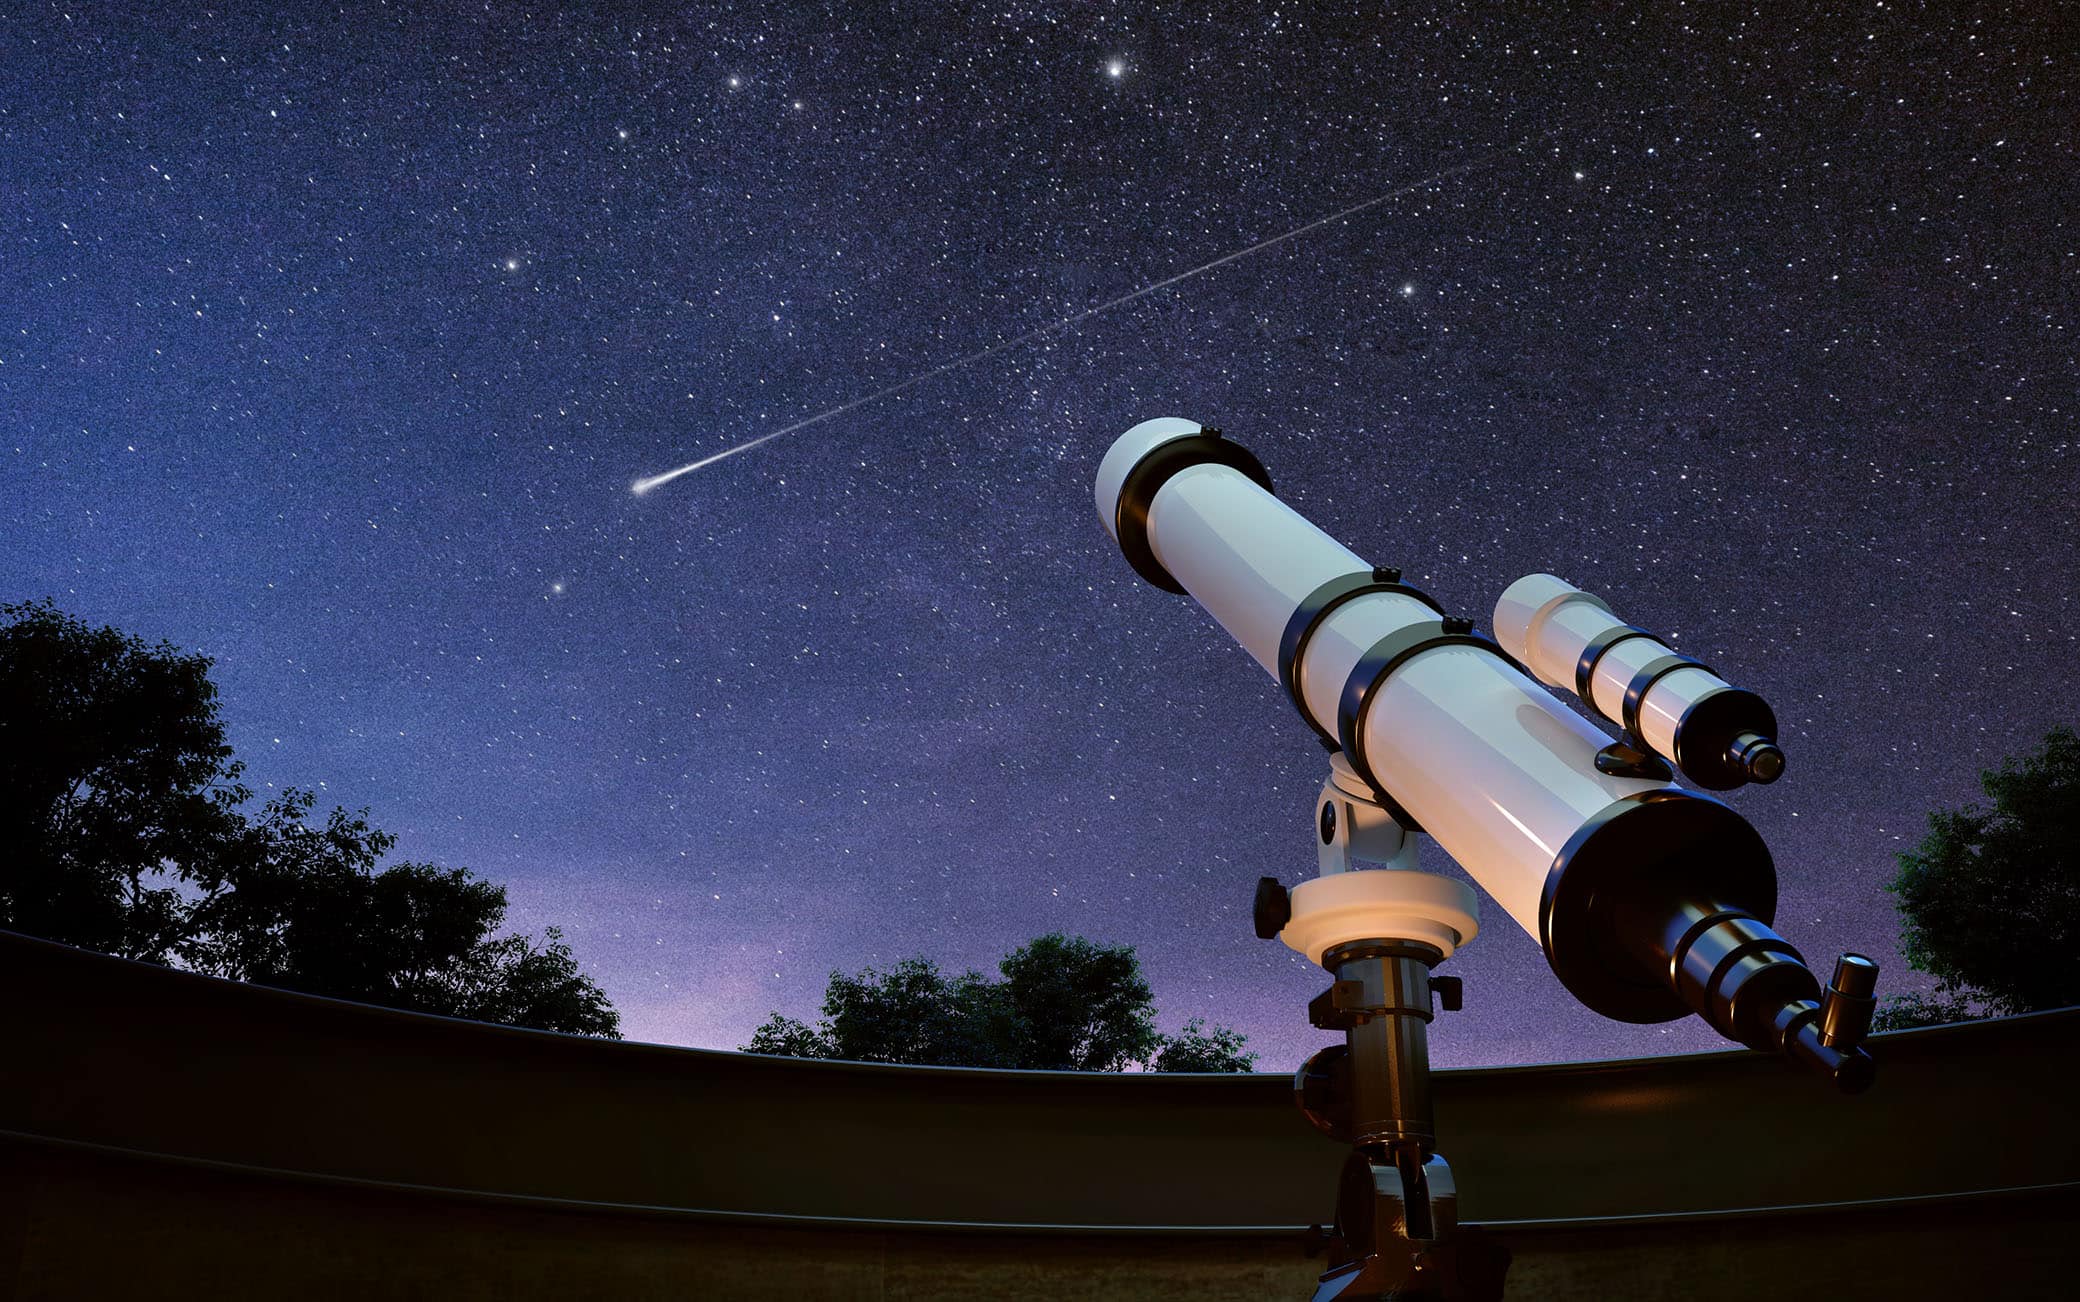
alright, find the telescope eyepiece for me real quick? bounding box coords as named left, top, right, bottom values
left=1819, top=952, right=1880, bottom=1050
left=1729, top=731, right=1786, bottom=784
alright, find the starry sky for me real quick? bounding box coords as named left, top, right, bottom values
left=3, top=3, right=2073, bottom=1070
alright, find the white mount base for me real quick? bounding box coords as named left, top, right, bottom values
left=1281, top=869, right=1480, bottom=967
left=1284, top=755, right=1480, bottom=968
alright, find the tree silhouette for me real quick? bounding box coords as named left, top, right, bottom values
left=993, top=932, right=1161, bottom=1071
left=1875, top=725, right=2080, bottom=1030
left=1, top=600, right=618, bottom=1037
left=1151, top=1017, right=1258, bottom=1072
left=746, top=956, right=1002, bottom=1066
left=744, top=931, right=1254, bottom=1071
left=0, top=599, right=247, bottom=959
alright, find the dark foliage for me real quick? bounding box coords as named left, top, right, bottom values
left=0, top=599, right=246, bottom=959
left=1150, top=1017, right=1258, bottom=1072
left=819, top=957, right=1005, bottom=1066
left=1873, top=725, right=2080, bottom=1030
left=744, top=956, right=1002, bottom=1066
left=993, top=931, right=1161, bottom=1071
left=743, top=931, right=1251, bottom=1072
left=0, top=601, right=618, bottom=1037
left=1868, top=990, right=1978, bottom=1032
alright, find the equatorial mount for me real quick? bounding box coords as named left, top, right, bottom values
left=1254, top=759, right=1509, bottom=1300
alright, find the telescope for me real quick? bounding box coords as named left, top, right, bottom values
left=1094, top=418, right=1879, bottom=1301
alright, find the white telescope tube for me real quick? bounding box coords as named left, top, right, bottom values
left=1099, top=418, right=1686, bottom=942
left=1096, top=418, right=1874, bottom=1090
left=1493, top=574, right=1784, bottom=790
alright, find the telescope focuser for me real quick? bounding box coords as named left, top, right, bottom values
left=1625, top=890, right=1880, bottom=1094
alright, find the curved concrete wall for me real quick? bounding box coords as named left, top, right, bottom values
left=4, top=930, right=2077, bottom=1298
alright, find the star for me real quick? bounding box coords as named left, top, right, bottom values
left=9, top=0, right=2057, bottom=1077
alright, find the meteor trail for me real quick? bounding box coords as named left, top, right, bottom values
left=631, top=146, right=1523, bottom=495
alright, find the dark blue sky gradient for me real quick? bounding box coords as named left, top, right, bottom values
left=3, top=3, right=2072, bottom=1068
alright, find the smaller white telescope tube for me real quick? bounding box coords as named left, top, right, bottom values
left=1493, top=574, right=1783, bottom=790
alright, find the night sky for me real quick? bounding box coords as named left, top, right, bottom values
left=4, top=4, right=2073, bottom=1070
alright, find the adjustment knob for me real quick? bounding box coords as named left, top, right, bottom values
left=1293, top=1044, right=1353, bottom=1143
left=1432, top=975, right=1464, bottom=1012
left=1253, top=876, right=1292, bottom=940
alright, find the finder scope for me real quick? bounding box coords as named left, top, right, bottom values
left=1095, top=418, right=1875, bottom=1091
left=1493, top=574, right=1784, bottom=790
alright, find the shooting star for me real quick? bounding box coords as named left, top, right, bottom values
left=632, top=146, right=1523, bottom=496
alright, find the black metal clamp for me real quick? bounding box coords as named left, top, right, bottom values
left=1332, top=618, right=1522, bottom=827
left=1277, top=569, right=1445, bottom=751
left=1572, top=627, right=1709, bottom=784
left=1113, top=428, right=1273, bottom=593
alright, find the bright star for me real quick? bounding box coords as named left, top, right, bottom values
left=504, top=258, right=520, bottom=272
left=1401, top=283, right=1416, bottom=297
left=1107, top=60, right=1124, bottom=78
